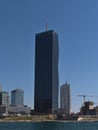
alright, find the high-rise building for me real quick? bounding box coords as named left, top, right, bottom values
left=34, top=30, right=59, bottom=114
left=11, top=89, right=24, bottom=106
left=60, top=82, right=71, bottom=114
left=0, top=91, right=10, bottom=113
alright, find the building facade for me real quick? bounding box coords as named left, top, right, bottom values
left=9, top=105, right=31, bottom=115
left=34, top=30, right=59, bottom=114
left=0, top=91, right=10, bottom=113
left=11, top=89, right=24, bottom=106
left=60, top=82, right=71, bottom=114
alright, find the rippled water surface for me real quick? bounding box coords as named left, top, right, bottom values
left=0, top=121, right=98, bottom=130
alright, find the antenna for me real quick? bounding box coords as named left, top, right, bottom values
left=45, top=23, right=48, bottom=31
left=0, top=84, right=2, bottom=92
left=66, top=72, right=69, bottom=83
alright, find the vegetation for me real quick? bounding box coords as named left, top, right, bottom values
left=0, top=115, right=56, bottom=122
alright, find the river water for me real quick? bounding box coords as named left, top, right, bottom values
left=0, top=121, right=98, bottom=130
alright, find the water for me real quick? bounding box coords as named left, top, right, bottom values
left=0, top=121, right=98, bottom=130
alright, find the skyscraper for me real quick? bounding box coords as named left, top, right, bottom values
left=60, top=82, right=71, bottom=114
left=34, top=30, right=59, bottom=114
left=11, top=89, right=24, bottom=106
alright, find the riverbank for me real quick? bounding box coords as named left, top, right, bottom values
left=0, top=115, right=98, bottom=122
left=77, top=115, right=98, bottom=121
left=0, top=115, right=56, bottom=122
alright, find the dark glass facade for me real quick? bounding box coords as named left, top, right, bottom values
left=34, top=30, right=59, bottom=113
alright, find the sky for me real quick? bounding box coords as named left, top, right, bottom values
left=0, top=0, right=98, bottom=112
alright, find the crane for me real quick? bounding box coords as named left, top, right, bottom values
left=78, top=95, right=98, bottom=104
left=78, top=95, right=87, bottom=103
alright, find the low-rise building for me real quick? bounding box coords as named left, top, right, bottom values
left=9, top=105, right=31, bottom=115
left=80, top=101, right=96, bottom=115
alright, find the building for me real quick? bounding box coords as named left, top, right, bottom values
left=60, top=82, right=71, bottom=114
left=95, top=106, right=98, bottom=115
left=11, top=89, right=24, bottom=106
left=0, top=106, right=6, bottom=115
left=34, top=30, right=59, bottom=114
left=80, top=101, right=96, bottom=115
left=9, top=105, right=31, bottom=115
left=0, top=91, right=10, bottom=113
left=10, top=89, right=30, bottom=115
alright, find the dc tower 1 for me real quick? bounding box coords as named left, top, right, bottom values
left=34, top=30, right=59, bottom=114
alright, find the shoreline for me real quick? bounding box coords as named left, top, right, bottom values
left=0, top=119, right=98, bottom=123
left=0, top=115, right=98, bottom=122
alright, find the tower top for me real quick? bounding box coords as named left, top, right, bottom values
left=66, top=72, right=69, bottom=83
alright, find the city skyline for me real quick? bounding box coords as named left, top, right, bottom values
left=0, top=0, right=98, bottom=112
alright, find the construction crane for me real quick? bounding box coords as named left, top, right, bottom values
left=78, top=95, right=98, bottom=104
left=78, top=95, right=87, bottom=103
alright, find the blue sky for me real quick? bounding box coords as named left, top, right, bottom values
left=0, top=0, right=98, bottom=112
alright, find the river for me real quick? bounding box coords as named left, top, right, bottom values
left=0, top=121, right=98, bottom=130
